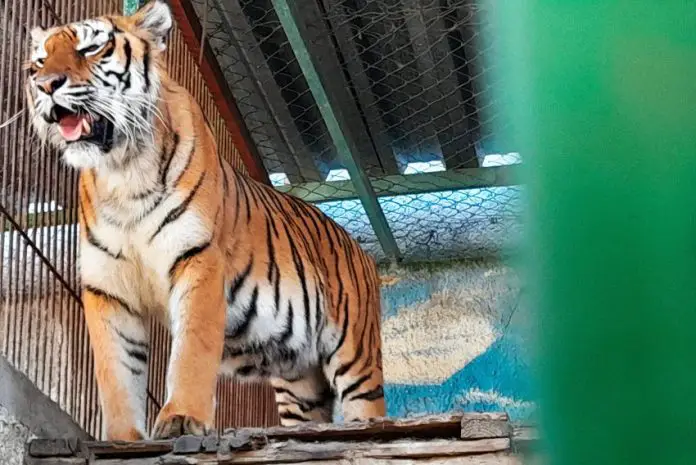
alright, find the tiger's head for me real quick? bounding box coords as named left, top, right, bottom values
left=26, top=0, right=172, bottom=169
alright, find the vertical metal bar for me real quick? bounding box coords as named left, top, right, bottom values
left=497, top=1, right=696, bottom=464
left=271, top=0, right=401, bottom=261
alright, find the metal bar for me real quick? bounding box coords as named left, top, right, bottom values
left=203, top=0, right=320, bottom=183
left=278, top=165, right=518, bottom=203
left=168, top=0, right=270, bottom=184
left=321, top=0, right=400, bottom=176
left=298, top=0, right=400, bottom=177
left=271, top=0, right=400, bottom=261
left=401, top=0, right=479, bottom=169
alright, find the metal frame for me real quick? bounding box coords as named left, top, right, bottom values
left=271, top=0, right=402, bottom=262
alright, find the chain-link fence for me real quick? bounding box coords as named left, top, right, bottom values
left=191, top=0, right=522, bottom=263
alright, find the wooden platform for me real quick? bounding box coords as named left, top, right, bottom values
left=24, top=413, right=537, bottom=464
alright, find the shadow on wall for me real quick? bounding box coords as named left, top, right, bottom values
left=378, top=258, right=536, bottom=423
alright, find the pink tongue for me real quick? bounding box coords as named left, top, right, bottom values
left=58, top=114, right=87, bottom=142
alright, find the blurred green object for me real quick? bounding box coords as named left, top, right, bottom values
left=491, top=1, right=696, bottom=464
left=123, top=0, right=142, bottom=16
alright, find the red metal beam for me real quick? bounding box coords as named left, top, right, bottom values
left=168, top=0, right=270, bottom=185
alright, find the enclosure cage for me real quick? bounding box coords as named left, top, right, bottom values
left=185, top=0, right=522, bottom=263
left=0, top=0, right=522, bottom=440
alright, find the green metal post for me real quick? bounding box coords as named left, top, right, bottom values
left=123, top=0, right=142, bottom=16
left=271, top=0, right=401, bottom=262
left=494, top=1, right=696, bottom=464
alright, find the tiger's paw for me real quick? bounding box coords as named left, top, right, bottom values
left=152, top=413, right=210, bottom=439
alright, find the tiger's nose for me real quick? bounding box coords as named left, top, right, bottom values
left=36, top=74, right=67, bottom=95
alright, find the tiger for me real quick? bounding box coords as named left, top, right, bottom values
left=26, top=0, right=385, bottom=440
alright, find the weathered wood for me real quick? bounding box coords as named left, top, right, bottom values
left=92, top=438, right=512, bottom=464
left=24, top=458, right=87, bottom=465
left=28, top=438, right=83, bottom=457
left=86, top=440, right=174, bottom=457
left=231, top=413, right=508, bottom=442
left=95, top=455, right=518, bottom=465
left=26, top=415, right=533, bottom=465
left=173, top=436, right=204, bottom=454
left=460, top=418, right=512, bottom=439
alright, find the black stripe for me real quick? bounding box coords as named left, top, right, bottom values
left=172, top=138, right=195, bottom=188
left=325, top=294, right=349, bottom=364
left=101, top=34, right=115, bottom=59
left=122, top=37, right=132, bottom=90
left=168, top=241, right=211, bottom=282
left=160, top=133, right=180, bottom=187
left=315, top=283, right=323, bottom=335
left=94, top=74, right=115, bottom=89
left=227, top=259, right=253, bottom=307
left=126, top=348, right=148, bottom=364
left=149, top=171, right=205, bottom=243
left=142, top=39, right=151, bottom=90
left=340, top=373, right=371, bottom=400
left=84, top=285, right=138, bottom=316
left=279, top=411, right=310, bottom=422
left=111, top=325, right=149, bottom=350
left=122, top=361, right=143, bottom=376
left=349, top=385, right=384, bottom=402
left=277, top=301, right=294, bottom=344
left=286, top=224, right=311, bottom=340
left=85, top=224, right=122, bottom=260
left=266, top=218, right=276, bottom=282
left=236, top=365, right=256, bottom=376
left=227, top=286, right=259, bottom=339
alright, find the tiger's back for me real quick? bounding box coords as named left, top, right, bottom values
left=25, top=0, right=384, bottom=440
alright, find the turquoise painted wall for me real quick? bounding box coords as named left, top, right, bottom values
left=378, top=259, right=535, bottom=423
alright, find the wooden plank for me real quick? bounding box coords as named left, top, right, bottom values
left=460, top=418, right=511, bottom=440
left=285, top=0, right=397, bottom=177
left=93, top=453, right=518, bottom=465
left=276, top=165, right=519, bottom=203
left=26, top=427, right=534, bottom=465
left=235, top=414, right=476, bottom=442
left=321, top=0, right=401, bottom=176
left=168, top=0, right=270, bottom=184
left=203, top=0, right=321, bottom=183
left=401, top=0, right=479, bottom=169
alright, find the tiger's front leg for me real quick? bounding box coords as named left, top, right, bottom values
left=151, top=247, right=226, bottom=439
left=83, top=288, right=150, bottom=441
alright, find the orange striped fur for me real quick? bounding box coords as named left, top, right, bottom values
left=26, top=1, right=385, bottom=440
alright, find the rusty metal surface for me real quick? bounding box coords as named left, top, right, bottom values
left=0, top=0, right=277, bottom=439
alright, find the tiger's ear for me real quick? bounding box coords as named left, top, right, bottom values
left=30, top=27, right=48, bottom=48
left=132, top=0, right=172, bottom=50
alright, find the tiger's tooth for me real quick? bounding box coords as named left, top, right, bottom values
left=82, top=118, right=91, bottom=134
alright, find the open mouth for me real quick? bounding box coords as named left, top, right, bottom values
left=51, top=105, right=114, bottom=150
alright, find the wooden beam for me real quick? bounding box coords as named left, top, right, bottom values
left=25, top=414, right=530, bottom=465
left=168, top=0, right=270, bottom=184
left=277, top=164, right=519, bottom=203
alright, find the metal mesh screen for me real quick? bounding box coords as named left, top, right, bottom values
left=190, top=0, right=522, bottom=263
left=0, top=0, right=277, bottom=438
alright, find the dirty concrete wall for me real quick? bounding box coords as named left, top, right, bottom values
left=0, top=405, right=33, bottom=465
left=379, top=258, right=535, bottom=423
